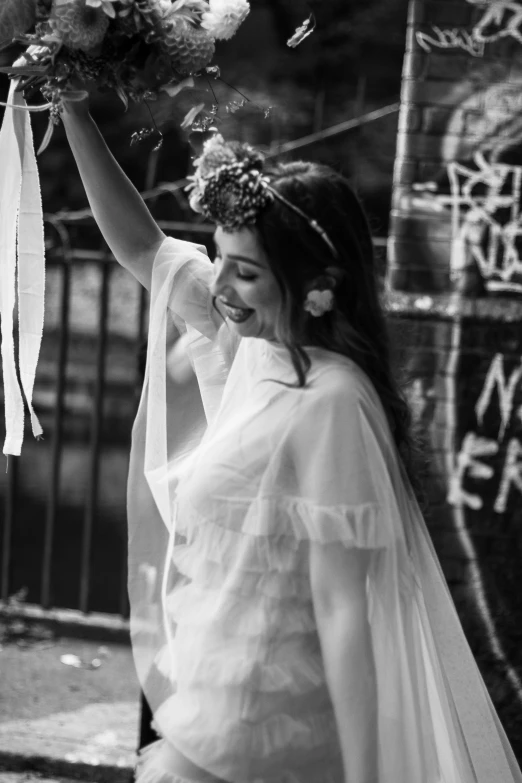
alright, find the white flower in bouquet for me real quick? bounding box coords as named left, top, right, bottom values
left=85, top=0, right=119, bottom=19
left=48, top=0, right=110, bottom=51
left=158, top=0, right=208, bottom=22
left=201, top=0, right=250, bottom=40
left=155, top=0, right=175, bottom=13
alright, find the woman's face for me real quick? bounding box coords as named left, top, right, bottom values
left=211, top=226, right=283, bottom=341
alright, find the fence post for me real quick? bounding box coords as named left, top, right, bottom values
left=79, top=250, right=112, bottom=614
left=41, top=218, right=73, bottom=609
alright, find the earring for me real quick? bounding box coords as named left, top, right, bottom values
left=303, top=289, right=335, bottom=317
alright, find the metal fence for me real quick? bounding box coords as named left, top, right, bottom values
left=0, top=173, right=217, bottom=623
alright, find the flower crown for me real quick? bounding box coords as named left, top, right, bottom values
left=187, top=135, right=272, bottom=230
left=186, top=134, right=338, bottom=259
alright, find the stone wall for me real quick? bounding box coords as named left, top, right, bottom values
left=387, top=0, right=522, bottom=756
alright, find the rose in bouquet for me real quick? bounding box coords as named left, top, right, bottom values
left=0, top=0, right=250, bottom=139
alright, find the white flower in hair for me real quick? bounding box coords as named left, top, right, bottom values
left=201, top=0, right=250, bottom=40
left=304, top=289, right=334, bottom=317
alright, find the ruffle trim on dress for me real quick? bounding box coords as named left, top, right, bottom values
left=165, top=580, right=316, bottom=636
left=176, top=502, right=303, bottom=572
left=136, top=739, right=229, bottom=783
left=136, top=746, right=195, bottom=783
left=136, top=737, right=343, bottom=783
left=154, top=639, right=326, bottom=696
left=251, top=766, right=344, bottom=783
left=248, top=708, right=338, bottom=760
left=288, top=497, right=389, bottom=548
left=172, top=542, right=311, bottom=600
left=155, top=696, right=339, bottom=769
left=174, top=494, right=389, bottom=563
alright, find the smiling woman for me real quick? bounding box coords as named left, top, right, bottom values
left=60, top=105, right=522, bottom=783
left=212, top=227, right=282, bottom=339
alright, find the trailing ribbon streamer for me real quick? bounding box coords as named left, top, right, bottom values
left=0, top=80, right=45, bottom=455
left=0, top=100, right=51, bottom=111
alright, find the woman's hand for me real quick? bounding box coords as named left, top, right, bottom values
left=61, top=91, right=90, bottom=118
left=60, top=77, right=91, bottom=118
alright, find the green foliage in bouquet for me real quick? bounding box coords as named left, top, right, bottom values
left=0, top=0, right=250, bottom=135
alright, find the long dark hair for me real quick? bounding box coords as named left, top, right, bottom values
left=255, top=160, right=423, bottom=498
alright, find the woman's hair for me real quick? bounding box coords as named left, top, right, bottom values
left=254, top=160, right=424, bottom=499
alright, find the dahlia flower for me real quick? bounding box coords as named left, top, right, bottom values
left=49, top=0, right=109, bottom=50
left=201, top=0, right=250, bottom=40
left=160, top=18, right=215, bottom=74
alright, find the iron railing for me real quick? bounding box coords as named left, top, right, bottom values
left=0, top=171, right=217, bottom=621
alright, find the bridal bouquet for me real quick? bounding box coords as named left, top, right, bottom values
left=1, top=0, right=250, bottom=135
left=0, top=0, right=250, bottom=458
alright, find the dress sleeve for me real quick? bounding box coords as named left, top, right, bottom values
left=288, top=367, right=397, bottom=550
left=152, top=235, right=222, bottom=340
left=149, top=235, right=238, bottom=426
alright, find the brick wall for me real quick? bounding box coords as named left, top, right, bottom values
left=387, top=0, right=522, bottom=755
left=389, top=0, right=522, bottom=295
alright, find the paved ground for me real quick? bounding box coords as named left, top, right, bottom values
left=0, top=628, right=140, bottom=782
left=0, top=775, right=85, bottom=782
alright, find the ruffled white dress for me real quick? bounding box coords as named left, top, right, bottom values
left=127, top=237, right=522, bottom=783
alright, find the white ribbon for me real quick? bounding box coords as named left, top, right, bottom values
left=0, top=81, right=45, bottom=455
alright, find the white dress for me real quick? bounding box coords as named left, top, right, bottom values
left=127, top=237, right=522, bottom=783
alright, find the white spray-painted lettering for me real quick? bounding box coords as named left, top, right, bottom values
left=449, top=353, right=522, bottom=510
left=449, top=155, right=522, bottom=293
left=475, top=353, right=522, bottom=439
left=470, top=0, right=522, bottom=44
left=448, top=431, right=499, bottom=508
left=416, top=26, right=485, bottom=56
left=413, top=153, right=522, bottom=294
left=416, top=0, right=522, bottom=55
left=495, top=437, right=522, bottom=511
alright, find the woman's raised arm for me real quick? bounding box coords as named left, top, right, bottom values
left=62, top=101, right=166, bottom=290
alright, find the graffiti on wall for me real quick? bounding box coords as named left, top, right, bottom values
left=449, top=352, right=522, bottom=510
left=412, top=153, right=522, bottom=293
left=389, top=0, right=522, bottom=742
left=391, top=0, right=522, bottom=295
left=416, top=26, right=485, bottom=56
left=416, top=0, right=522, bottom=55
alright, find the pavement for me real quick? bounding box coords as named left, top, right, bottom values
left=0, top=619, right=140, bottom=783
left=0, top=775, right=93, bottom=782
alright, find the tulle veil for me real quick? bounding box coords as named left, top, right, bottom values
left=126, top=237, right=522, bottom=783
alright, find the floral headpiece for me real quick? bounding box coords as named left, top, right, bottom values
left=187, top=134, right=339, bottom=261
left=187, top=135, right=272, bottom=230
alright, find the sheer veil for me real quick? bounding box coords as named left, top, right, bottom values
left=127, top=238, right=522, bottom=783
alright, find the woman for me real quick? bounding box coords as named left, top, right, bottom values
left=62, top=100, right=522, bottom=783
